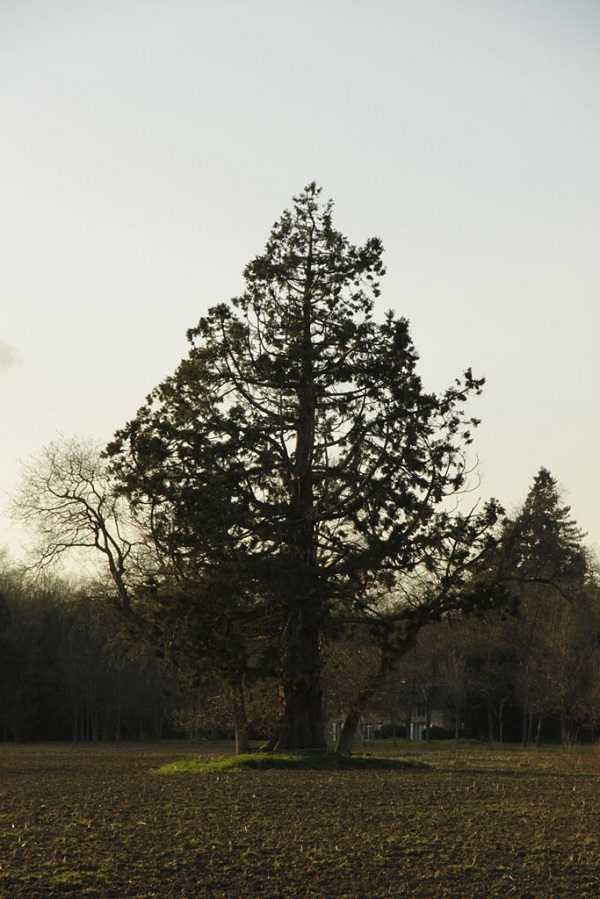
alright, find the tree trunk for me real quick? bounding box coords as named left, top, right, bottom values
left=497, top=699, right=505, bottom=744
left=336, top=707, right=363, bottom=756
left=560, top=707, right=568, bottom=748
left=272, top=236, right=330, bottom=754
left=487, top=699, right=494, bottom=745
left=522, top=706, right=532, bottom=747
left=231, top=682, right=250, bottom=755
left=405, top=680, right=416, bottom=741
left=335, top=647, right=394, bottom=754
left=454, top=706, right=461, bottom=746
left=425, top=698, right=432, bottom=742
left=275, top=614, right=326, bottom=750
left=535, top=714, right=543, bottom=745
left=492, top=698, right=505, bottom=745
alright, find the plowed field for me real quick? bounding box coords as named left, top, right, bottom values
left=1, top=743, right=599, bottom=897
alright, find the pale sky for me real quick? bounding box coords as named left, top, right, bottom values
left=1, top=0, right=599, bottom=557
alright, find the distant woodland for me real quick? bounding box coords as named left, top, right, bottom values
left=2, top=502, right=598, bottom=748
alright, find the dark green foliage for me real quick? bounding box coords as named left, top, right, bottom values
left=107, top=183, right=503, bottom=749
left=419, top=470, right=597, bottom=746
left=499, top=467, right=588, bottom=589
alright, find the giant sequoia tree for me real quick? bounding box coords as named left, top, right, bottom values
left=106, top=183, right=501, bottom=750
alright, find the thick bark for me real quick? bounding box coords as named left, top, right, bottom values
left=273, top=242, right=328, bottom=752
left=275, top=614, right=326, bottom=750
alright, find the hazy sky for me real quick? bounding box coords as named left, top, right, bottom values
left=1, top=0, right=599, bottom=556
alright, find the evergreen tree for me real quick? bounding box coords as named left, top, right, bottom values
left=107, top=184, right=501, bottom=750
left=500, top=467, right=588, bottom=588
left=497, top=468, right=593, bottom=744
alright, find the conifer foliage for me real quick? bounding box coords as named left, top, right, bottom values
left=104, top=184, right=501, bottom=749
left=499, top=467, right=588, bottom=589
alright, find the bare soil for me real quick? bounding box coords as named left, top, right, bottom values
left=1, top=742, right=599, bottom=897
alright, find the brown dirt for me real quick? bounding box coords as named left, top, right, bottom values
left=1, top=742, right=599, bottom=897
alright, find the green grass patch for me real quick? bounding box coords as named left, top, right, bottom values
left=158, top=751, right=430, bottom=774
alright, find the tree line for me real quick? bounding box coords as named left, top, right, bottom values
left=2, top=462, right=598, bottom=747
left=2, top=470, right=598, bottom=745
left=0, top=560, right=281, bottom=744
left=0, top=563, right=174, bottom=742
left=7, top=184, right=598, bottom=751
